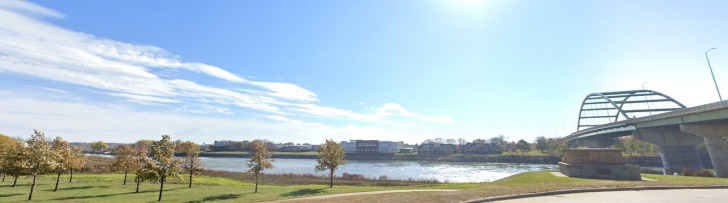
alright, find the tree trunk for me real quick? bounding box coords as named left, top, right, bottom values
left=157, top=176, right=164, bottom=202
left=188, top=170, right=193, bottom=188
left=2, top=173, right=5, bottom=182
left=28, top=174, right=37, bottom=200
left=69, top=169, right=73, bottom=183
left=12, top=175, right=17, bottom=187
left=54, top=172, right=61, bottom=192
left=135, top=175, right=140, bottom=193
left=123, top=170, right=128, bottom=185
left=329, top=169, right=334, bottom=188
left=254, top=174, right=259, bottom=193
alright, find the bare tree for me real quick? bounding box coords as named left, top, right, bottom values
left=315, top=139, right=347, bottom=188
left=247, top=139, right=273, bottom=193
left=180, top=141, right=204, bottom=188
left=457, top=138, right=468, bottom=146
left=26, top=130, right=58, bottom=200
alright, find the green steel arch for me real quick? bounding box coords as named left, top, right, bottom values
left=576, top=90, right=686, bottom=131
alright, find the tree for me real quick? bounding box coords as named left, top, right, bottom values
left=142, top=135, right=181, bottom=201
left=51, top=136, right=72, bottom=192
left=174, top=139, right=183, bottom=152
left=534, top=136, right=548, bottom=153
left=458, top=138, right=468, bottom=146
left=26, top=130, right=58, bottom=200
left=516, top=139, right=530, bottom=155
left=489, top=135, right=508, bottom=152
left=90, top=141, right=109, bottom=152
left=546, top=138, right=566, bottom=156
left=315, top=139, right=347, bottom=188
left=2, top=138, right=27, bottom=187
left=67, top=146, right=86, bottom=183
left=180, top=141, right=204, bottom=188
left=0, top=134, right=19, bottom=182
left=247, top=139, right=272, bottom=193
left=112, top=145, right=136, bottom=185
left=135, top=140, right=154, bottom=149
left=132, top=145, right=150, bottom=193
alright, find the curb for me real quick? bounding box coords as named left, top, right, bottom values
left=464, top=185, right=728, bottom=203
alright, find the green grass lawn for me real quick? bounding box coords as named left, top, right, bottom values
left=1, top=172, right=727, bottom=202
left=0, top=173, right=467, bottom=202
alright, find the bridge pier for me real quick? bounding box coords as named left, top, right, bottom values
left=634, top=126, right=704, bottom=175
left=680, top=124, right=728, bottom=178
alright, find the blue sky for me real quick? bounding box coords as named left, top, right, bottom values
left=1, top=0, right=727, bottom=144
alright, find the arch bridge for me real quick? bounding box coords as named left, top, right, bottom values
left=565, top=90, right=728, bottom=178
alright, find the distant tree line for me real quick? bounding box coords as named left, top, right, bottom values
left=419, top=135, right=568, bottom=156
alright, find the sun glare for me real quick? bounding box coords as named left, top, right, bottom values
left=451, top=0, right=488, bottom=7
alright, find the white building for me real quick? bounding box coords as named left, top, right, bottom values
left=339, top=140, right=403, bottom=154
left=213, top=140, right=233, bottom=148
left=340, top=140, right=358, bottom=153
left=378, top=141, right=403, bottom=153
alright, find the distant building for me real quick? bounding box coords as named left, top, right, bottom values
left=399, top=148, right=415, bottom=153
left=340, top=140, right=403, bottom=154
left=214, top=140, right=233, bottom=148
left=212, top=140, right=249, bottom=151
left=279, top=145, right=313, bottom=152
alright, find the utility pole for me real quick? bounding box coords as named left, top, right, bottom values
left=705, top=48, right=722, bottom=101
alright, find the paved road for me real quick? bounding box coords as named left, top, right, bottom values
left=270, top=189, right=458, bottom=202
left=494, top=189, right=728, bottom=203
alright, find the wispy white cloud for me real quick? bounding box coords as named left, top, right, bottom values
left=376, top=103, right=454, bottom=124
left=179, top=104, right=235, bottom=115
left=0, top=97, right=451, bottom=144
left=26, top=86, right=68, bottom=94
left=0, top=0, right=454, bottom=137
left=0, top=0, right=63, bottom=18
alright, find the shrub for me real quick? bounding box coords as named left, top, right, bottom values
left=342, top=173, right=365, bottom=180
left=693, top=169, right=715, bottom=177
left=378, top=175, right=389, bottom=181
left=680, top=168, right=692, bottom=176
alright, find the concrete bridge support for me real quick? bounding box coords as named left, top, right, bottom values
left=634, top=126, right=704, bottom=175
left=575, top=137, right=616, bottom=148
left=680, top=124, right=728, bottom=178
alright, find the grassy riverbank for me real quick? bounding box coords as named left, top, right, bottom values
left=0, top=173, right=471, bottom=202
left=1, top=171, right=727, bottom=202
left=297, top=172, right=728, bottom=203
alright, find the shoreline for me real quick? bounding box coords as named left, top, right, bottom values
left=86, top=151, right=667, bottom=167
left=194, top=152, right=666, bottom=167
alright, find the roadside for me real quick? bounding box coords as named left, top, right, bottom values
left=268, top=189, right=459, bottom=203
left=490, top=188, right=728, bottom=203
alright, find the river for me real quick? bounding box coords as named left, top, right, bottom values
left=201, top=157, right=556, bottom=183
left=88, top=154, right=557, bottom=183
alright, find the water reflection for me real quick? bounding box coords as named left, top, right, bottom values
left=201, top=157, right=556, bottom=183
left=87, top=154, right=556, bottom=183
